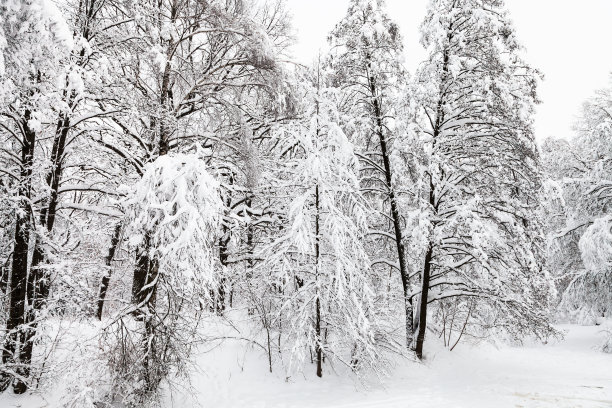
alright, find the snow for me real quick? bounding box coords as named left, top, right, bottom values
left=124, top=152, right=222, bottom=278
left=39, top=0, right=74, bottom=50
left=579, top=216, right=612, bottom=271
left=0, top=0, right=609, bottom=406
left=0, top=324, right=610, bottom=407
left=177, top=324, right=611, bottom=408
left=190, top=326, right=612, bottom=408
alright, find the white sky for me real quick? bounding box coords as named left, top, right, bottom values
left=284, top=0, right=612, bottom=142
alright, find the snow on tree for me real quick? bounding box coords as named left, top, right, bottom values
left=579, top=216, right=612, bottom=272
left=256, top=76, right=385, bottom=377
left=409, top=0, right=556, bottom=358
left=88, top=0, right=293, bottom=398
left=124, top=153, right=223, bottom=298
left=92, top=0, right=289, bottom=309
left=326, top=0, right=415, bottom=350
left=2, top=0, right=611, bottom=402
left=0, top=0, right=74, bottom=393
left=109, top=152, right=222, bottom=400
left=543, top=77, right=612, bottom=329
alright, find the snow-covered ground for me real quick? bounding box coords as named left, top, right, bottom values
left=170, top=324, right=612, bottom=408
left=0, top=324, right=610, bottom=407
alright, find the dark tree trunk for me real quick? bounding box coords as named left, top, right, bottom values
left=407, top=37, right=452, bottom=359
left=415, top=243, right=433, bottom=359
left=24, top=5, right=103, bottom=330
left=214, top=277, right=227, bottom=314
left=131, top=69, right=171, bottom=313
left=315, top=296, right=322, bottom=378
left=27, top=111, right=71, bottom=301
left=96, top=223, right=122, bottom=320
left=142, top=299, right=159, bottom=394
left=414, top=45, right=449, bottom=358
left=414, top=87, right=443, bottom=356
left=3, top=209, right=31, bottom=394
left=131, top=138, right=164, bottom=317
left=130, top=56, right=173, bottom=392
left=1, top=112, right=36, bottom=394
left=132, top=237, right=160, bottom=392
left=132, top=232, right=158, bottom=314
left=369, top=76, right=414, bottom=348
left=245, top=194, right=255, bottom=276
left=214, top=173, right=233, bottom=314
left=244, top=194, right=254, bottom=314
left=314, top=185, right=323, bottom=378
left=20, top=112, right=72, bottom=390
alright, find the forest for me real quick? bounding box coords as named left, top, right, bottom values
left=0, top=0, right=610, bottom=406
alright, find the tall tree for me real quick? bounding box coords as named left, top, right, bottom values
left=22, top=0, right=120, bottom=379
left=96, top=0, right=287, bottom=312
left=93, top=0, right=292, bottom=397
left=326, top=0, right=415, bottom=349
left=411, top=0, right=554, bottom=358
left=543, top=76, right=612, bottom=326
left=257, top=76, right=384, bottom=377
left=0, top=0, right=73, bottom=392
left=117, top=152, right=222, bottom=397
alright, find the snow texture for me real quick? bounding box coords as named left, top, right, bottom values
left=1, top=323, right=610, bottom=408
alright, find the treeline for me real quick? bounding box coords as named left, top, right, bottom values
left=542, top=80, right=612, bottom=326
left=0, top=0, right=607, bottom=405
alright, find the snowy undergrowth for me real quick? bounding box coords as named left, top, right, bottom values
left=175, top=324, right=611, bottom=408
left=600, top=319, right=612, bottom=354
left=0, top=318, right=111, bottom=407
left=1, top=318, right=610, bottom=408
